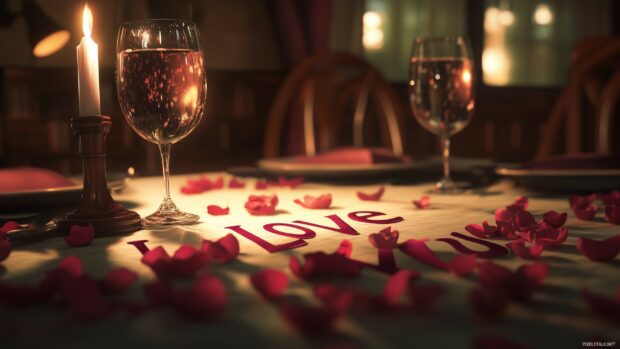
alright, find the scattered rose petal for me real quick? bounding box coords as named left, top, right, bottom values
left=469, top=287, right=508, bottom=321
left=141, top=246, right=172, bottom=277
left=173, top=275, right=227, bottom=321
left=576, top=235, right=620, bottom=262
left=294, top=194, right=332, bottom=209
left=201, top=234, right=240, bottom=262
left=280, top=303, right=339, bottom=336
left=250, top=268, right=288, bottom=299
left=542, top=210, right=567, bottom=228
left=600, top=190, right=620, bottom=206
left=314, top=284, right=355, bottom=314
left=278, top=176, right=304, bottom=188
left=532, top=225, right=568, bottom=248
left=64, top=224, right=95, bottom=247
left=383, top=270, right=419, bottom=306
left=513, top=211, right=536, bottom=231
left=336, top=240, right=352, bottom=258
left=0, top=221, right=19, bottom=238
left=141, top=245, right=210, bottom=278
left=357, top=186, right=385, bottom=201
left=413, top=195, right=430, bottom=209
left=101, top=268, right=137, bottom=293
left=506, top=240, right=543, bottom=259
left=449, top=254, right=478, bottom=276
left=409, top=284, right=444, bottom=312
left=228, top=178, right=246, bottom=188
left=507, top=196, right=528, bottom=211
left=290, top=243, right=364, bottom=280
left=605, top=205, right=620, bottom=225
left=570, top=193, right=597, bottom=210
left=477, top=261, right=548, bottom=302
left=58, top=276, right=112, bottom=320
left=255, top=180, right=268, bottom=190
left=574, top=204, right=597, bottom=221
left=368, top=227, right=399, bottom=249
left=181, top=176, right=224, bottom=194
left=465, top=220, right=499, bottom=239
left=582, top=288, right=620, bottom=323
left=207, top=205, right=229, bottom=216
left=398, top=239, right=476, bottom=276
left=244, top=194, right=279, bottom=215
left=472, top=334, right=532, bottom=349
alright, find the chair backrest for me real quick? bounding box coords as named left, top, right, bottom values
left=536, top=37, right=620, bottom=158
left=263, top=52, right=405, bottom=158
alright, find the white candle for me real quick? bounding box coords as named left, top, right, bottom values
left=76, top=4, right=100, bottom=116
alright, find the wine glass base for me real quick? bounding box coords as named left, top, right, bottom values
left=434, top=177, right=462, bottom=194
left=142, top=210, right=200, bottom=226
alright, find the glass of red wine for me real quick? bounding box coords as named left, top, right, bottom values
left=409, top=36, right=475, bottom=193
left=116, top=20, right=207, bottom=226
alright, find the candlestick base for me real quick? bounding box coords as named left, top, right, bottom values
left=55, top=116, right=142, bottom=237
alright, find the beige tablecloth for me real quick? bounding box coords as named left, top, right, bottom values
left=2, top=174, right=619, bottom=349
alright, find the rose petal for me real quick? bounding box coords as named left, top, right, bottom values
left=600, top=190, right=620, bottom=206
left=574, top=204, right=597, bottom=221
left=604, top=205, right=620, bottom=225
left=533, top=226, right=568, bottom=248
left=58, top=276, right=112, bottom=320
left=255, top=180, right=268, bottom=190
left=180, top=176, right=224, bottom=194
left=356, top=186, right=385, bottom=201
left=409, top=284, right=444, bottom=312
left=228, top=178, right=246, bottom=188
left=383, top=270, right=419, bottom=306
left=101, top=268, right=137, bottom=293
left=570, top=193, right=597, bottom=209
left=56, top=255, right=83, bottom=277
left=280, top=303, right=339, bottom=335
left=141, top=246, right=172, bottom=277
left=278, top=176, right=304, bottom=188
left=478, top=261, right=548, bottom=302
left=576, top=235, right=620, bottom=262
left=244, top=194, right=279, bottom=215
left=513, top=211, right=536, bottom=231
left=508, top=196, right=528, bottom=211
left=506, top=240, right=544, bottom=259
left=469, top=287, right=508, bottom=321
left=170, top=245, right=210, bottom=277
left=314, top=284, right=355, bottom=313
left=0, top=221, right=19, bottom=238
left=250, top=268, right=288, bottom=299
left=465, top=221, right=499, bottom=239
left=336, top=240, right=353, bottom=258
left=173, top=275, right=227, bottom=321
left=368, top=226, right=399, bottom=249
left=449, top=254, right=478, bottom=276
left=542, top=210, right=567, bottom=228
left=294, top=194, right=332, bottom=209
left=582, top=288, right=620, bottom=323
left=207, top=205, right=229, bottom=216
left=290, top=244, right=364, bottom=280
left=64, top=224, right=95, bottom=247
left=412, top=195, right=430, bottom=209
left=201, top=234, right=240, bottom=263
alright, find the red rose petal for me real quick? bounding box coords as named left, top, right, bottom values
left=506, top=240, right=543, bottom=259
left=412, top=195, right=430, bottom=209
left=409, top=284, right=444, bottom=312
left=478, top=261, right=548, bottom=302
left=465, top=220, right=499, bottom=239
left=173, top=275, right=227, bottom=321
left=294, top=194, right=332, bottom=209
left=180, top=176, right=224, bottom=194
left=250, top=268, right=288, bottom=299
left=170, top=245, right=210, bottom=277
left=278, top=176, right=304, bottom=188
left=255, top=180, right=268, bottom=190
left=314, top=284, right=355, bottom=314
left=101, top=268, right=137, bottom=293
left=542, top=210, right=567, bottom=228
left=600, top=190, right=620, bottom=206
left=141, top=246, right=172, bottom=277
left=201, top=233, right=240, bottom=263
left=533, top=226, right=568, bottom=248
left=368, top=226, right=399, bottom=249
left=574, top=204, right=597, bottom=221
left=449, top=254, right=478, bottom=276
left=383, top=270, right=419, bottom=306
left=570, top=193, right=597, bottom=209
left=508, top=196, right=529, bottom=211
left=356, top=186, right=385, bottom=201
left=228, top=178, right=246, bottom=188
left=64, top=224, right=95, bottom=247
left=605, top=205, right=620, bottom=225
left=582, top=288, right=620, bottom=323
left=56, top=255, right=83, bottom=277
left=469, top=287, right=508, bottom=321
left=280, top=303, right=339, bottom=336
left=513, top=211, right=536, bottom=231
left=0, top=239, right=11, bottom=262
left=58, top=276, right=112, bottom=320
left=336, top=239, right=353, bottom=258
left=244, top=194, right=279, bottom=215
left=472, top=335, right=532, bottom=349
left=576, top=235, right=620, bottom=262
left=289, top=244, right=364, bottom=280
left=0, top=221, right=19, bottom=238
left=207, top=205, right=230, bottom=216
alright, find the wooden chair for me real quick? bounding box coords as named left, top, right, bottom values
left=536, top=37, right=620, bottom=158
left=263, top=52, right=405, bottom=158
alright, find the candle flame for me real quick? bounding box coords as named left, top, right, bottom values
left=83, top=4, right=93, bottom=37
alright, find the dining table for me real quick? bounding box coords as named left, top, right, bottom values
left=1, top=173, right=619, bottom=349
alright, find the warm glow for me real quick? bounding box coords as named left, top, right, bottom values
left=483, top=47, right=510, bottom=85
left=363, top=11, right=384, bottom=51
left=33, top=30, right=70, bottom=57
left=462, top=69, right=472, bottom=84
left=533, top=4, right=553, bottom=25
left=183, top=86, right=198, bottom=108
left=363, top=12, right=382, bottom=27
left=83, top=4, right=93, bottom=37
left=498, top=10, right=515, bottom=26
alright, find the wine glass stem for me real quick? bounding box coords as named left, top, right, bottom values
left=159, top=143, right=172, bottom=201
left=441, top=133, right=451, bottom=182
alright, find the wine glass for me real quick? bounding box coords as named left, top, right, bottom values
left=409, top=36, right=475, bottom=193
left=116, top=20, right=207, bottom=226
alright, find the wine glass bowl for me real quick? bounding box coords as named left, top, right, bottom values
left=409, top=37, right=475, bottom=192
left=116, top=20, right=207, bottom=226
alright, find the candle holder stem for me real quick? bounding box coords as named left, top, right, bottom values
left=55, top=116, right=141, bottom=236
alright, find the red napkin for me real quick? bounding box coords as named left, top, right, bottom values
left=291, top=147, right=411, bottom=165
left=521, top=153, right=620, bottom=170
left=0, top=167, right=75, bottom=193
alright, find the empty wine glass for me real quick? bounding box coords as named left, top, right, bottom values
left=116, top=20, right=207, bottom=226
left=409, top=36, right=475, bottom=193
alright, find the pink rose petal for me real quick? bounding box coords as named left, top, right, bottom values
left=582, top=288, right=620, bottom=323
left=207, top=205, right=230, bottom=216
left=100, top=268, right=137, bottom=293
left=542, top=210, right=567, bottom=228
left=357, top=186, right=385, bottom=201
left=228, top=178, right=246, bottom=188
left=64, top=224, right=95, bottom=247
left=180, top=176, right=224, bottom=194
left=336, top=240, right=352, bottom=258
left=244, top=194, right=279, bottom=215
left=412, top=195, right=430, bottom=209
left=605, top=205, right=620, bottom=225
left=278, top=176, right=304, bottom=188
left=255, top=180, right=268, bottom=190
left=280, top=303, right=339, bottom=335
left=506, top=240, right=543, bottom=259
left=250, top=268, right=288, bottom=299
left=576, top=235, right=620, bottom=262
left=173, top=275, right=227, bottom=321
left=294, top=194, right=332, bottom=209
left=368, top=226, right=399, bottom=249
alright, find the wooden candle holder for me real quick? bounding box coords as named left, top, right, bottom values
left=55, top=116, right=142, bottom=236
